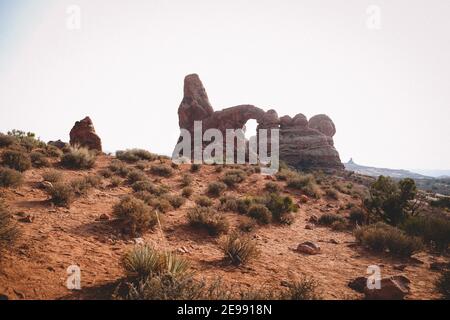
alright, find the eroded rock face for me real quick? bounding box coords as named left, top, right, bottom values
left=69, top=117, right=102, bottom=152
left=173, top=74, right=343, bottom=170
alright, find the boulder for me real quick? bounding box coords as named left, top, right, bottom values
left=296, top=241, right=321, bottom=255
left=69, top=117, right=102, bottom=152
left=48, top=139, right=68, bottom=149
left=364, top=275, right=411, bottom=300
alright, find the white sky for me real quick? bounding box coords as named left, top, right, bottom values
left=0, top=0, right=449, bottom=170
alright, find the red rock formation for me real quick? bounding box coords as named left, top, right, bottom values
left=69, top=117, right=102, bottom=152
left=173, top=74, right=343, bottom=170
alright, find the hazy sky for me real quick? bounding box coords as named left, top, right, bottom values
left=1, top=0, right=449, bottom=170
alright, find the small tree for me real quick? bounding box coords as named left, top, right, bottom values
left=364, top=176, right=420, bottom=225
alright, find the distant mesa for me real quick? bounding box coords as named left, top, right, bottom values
left=69, top=116, right=102, bottom=152
left=174, top=74, right=343, bottom=170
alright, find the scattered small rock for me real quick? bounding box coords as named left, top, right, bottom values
left=305, top=224, right=315, bottom=230
left=19, top=214, right=34, bottom=223
left=296, top=241, right=321, bottom=255
left=394, top=264, right=407, bottom=271
left=329, top=239, right=339, bottom=244
left=308, top=215, right=319, bottom=224
left=98, top=213, right=110, bottom=221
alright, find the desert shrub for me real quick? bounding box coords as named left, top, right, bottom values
left=60, top=147, right=96, bottom=169
left=187, top=207, right=229, bottom=236
left=331, top=220, right=348, bottom=231
left=206, top=181, right=227, bottom=197
left=180, top=174, right=193, bottom=187
left=318, top=213, right=346, bottom=226
left=7, top=130, right=45, bottom=151
left=0, top=168, right=23, bottom=188
left=109, top=160, right=130, bottom=177
left=436, top=270, right=450, bottom=300
left=195, top=195, right=213, bottom=207
left=127, top=169, right=148, bottom=184
left=123, top=245, right=189, bottom=278
left=113, top=196, right=158, bottom=236
left=287, top=174, right=320, bottom=198
left=264, top=181, right=282, bottom=193
left=44, top=145, right=63, bottom=158
left=150, top=164, right=174, bottom=177
left=236, top=197, right=254, bottom=214
left=215, top=166, right=223, bottom=173
left=247, top=204, right=272, bottom=225
left=402, top=215, right=450, bottom=252
left=110, top=176, right=122, bottom=188
left=132, top=180, right=156, bottom=193
left=220, top=232, right=259, bottom=265
left=280, top=277, right=322, bottom=300
left=222, top=169, right=246, bottom=187
left=431, top=197, right=450, bottom=210
left=324, top=188, right=339, bottom=200
left=135, top=161, right=149, bottom=170
left=0, top=201, right=19, bottom=250
left=349, top=208, right=368, bottom=225
left=116, top=149, right=157, bottom=163
left=144, top=196, right=173, bottom=213
left=354, top=222, right=423, bottom=257
left=47, top=183, right=75, bottom=207
left=69, top=175, right=100, bottom=196
left=190, top=163, right=201, bottom=173
left=164, top=194, right=185, bottom=209
left=181, top=187, right=193, bottom=198
left=42, top=169, right=63, bottom=183
left=264, top=193, right=298, bottom=224
left=99, top=168, right=113, bottom=178
left=30, top=151, right=50, bottom=168
left=239, top=217, right=257, bottom=233
left=364, top=176, right=418, bottom=225
left=219, top=196, right=239, bottom=212
left=275, top=168, right=297, bottom=181
left=0, top=133, right=15, bottom=148
left=1, top=150, right=31, bottom=172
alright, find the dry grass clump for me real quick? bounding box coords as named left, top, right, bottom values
left=220, top=232, right=259, bottom=265
left=349, top=208, right=368, bottom=226
left=195, top=195, right=214, bottom=207
left=42, top=169, right=63, bottom=183
left=127, top=169, right=148, bottom=184
left=264, top=193, right=298, bottom=224
left=30, top=151, right=50, bottom=168
left=60, top=147, right=96, bottom=169
left=0, top=167, right=23, bottom=188
left=318, top=213, right=346, bottom=226
left=187, top=206, right=229, bottom=236
left=0, top=133, right=15, bottom=148
left=110, top=176, right=122, bottom=188
left=280, top=277, right=322, bottom=300
left=0, top=201, right=19, bottom=251
left=164, top=194, right=186, bottom=209
left=219, top=195, right=239, bottom=212
left=47, top=183, right=75, bottom=207
left=354, top=222, right=423, bottom=257
left=46, top=175, right=101, bottom=207
left=402, top=215, right=450, bottom=252
left=131, top=180, right=168, bottom=196
left=181, top=187, right=193, bottom=198
left=221, top=169, right=246, bottom=187
left=286, top=173, right=321, bottom=198
left=150, top=164, right=174, bottom=177
left=264, top=181, right=283, bottom=193
left=109, top=160, right=130, bottom=177
left=206, top=181, right=227, bottom=197
left=113, top=196, right=158, bottom=236
left=180, top=174, right=193, bottom=187
left=1, top=150, right=32, bottom=172
left=190, top=163, right=201, bottom=173
left=116, top=149, right=158, bottom=163
left=324, top=187, right=339, bottom=200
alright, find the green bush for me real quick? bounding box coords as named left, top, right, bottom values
left=286, top=174, right=320, bottom=198
left=264, top=181, right=282, bottom=193
left=220, top=232, right=259, bottom=265
left=47, top=183, right=75, bottom=207
left=195, top=195, right=214, bottom=207
left=116, top=149, right=157, bottom=163
left=1, top=150, right=31, bottom=172
left=30, top=151, right=50, bottom=168
left=222, top=169, right=246, bottom=187
left=248, top=204, right=272, bottom=225
left=318, top=213, right=346, bottom=226
left=354, top=222, right=423, bottom=257
left=0, top=168, right=23, bottom=188
left=60, top=147, right=96, bottom=169
left=364, top=176, right=418, bottom=225
left=402, top=215, right=450, bottom=252
left=0, top=201, right=19, bottom=250
left=264, top=193, right=298, bottom=224
left=181, top=187, right=193, bottom=198
left=206, top=181, right=227, bottom=197
left=187, top=207, right=229, bottom=236
left=150, top=164, right=174, bottom=177
left=436, top=270, right=450, bottom=300
left=113, top=196, right=158, bottom=236
left=42, top=169, right=63, bottom=183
